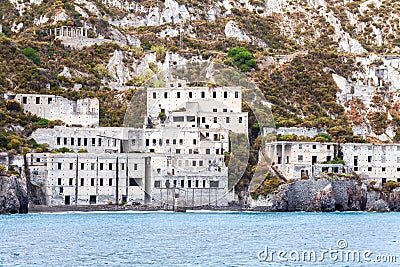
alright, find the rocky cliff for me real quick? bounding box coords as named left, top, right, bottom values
left=0, top=175, right=29, bottom=214
left=250, top=179, right=400, bottom=212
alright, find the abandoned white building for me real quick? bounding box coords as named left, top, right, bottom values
left=4, top=93, right=99, bottom=127
left=342, top=143, right=400, bottom=184
left=265, top=141, right=400, bottom=184
left=24, top=83, right=248, bottom=207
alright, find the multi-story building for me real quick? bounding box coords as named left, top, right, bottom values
left=265, top=141, right=400, bottom=184
left=4, top=93, right=99, bottom=127
left=24, top=82, right=248, bottom=207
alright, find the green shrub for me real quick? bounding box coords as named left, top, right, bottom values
left=21, top=47, right=41, bottom=65
left=227, top=46, right=256, bottom=72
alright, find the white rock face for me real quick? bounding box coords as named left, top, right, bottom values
left=325, top=11, right=367, bottom=54
left=126, top=34, right=141, bottom=47
left=224, top=20, right=251, bottom=42
left=52, top=11, right=70, bottom=24
left=157, top=27, right=179, bottom=38
left=107, top=50, right=131, bottom=84
left=11, top=22, right=23, bottom=33
left=34, top=15, right=50, bottom=25
left=74, top=0, right=102, bottom=17
left=74, top=5, right=89, bottom=18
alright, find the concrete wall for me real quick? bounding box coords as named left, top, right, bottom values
left=5, top=94, right=99, bottom=127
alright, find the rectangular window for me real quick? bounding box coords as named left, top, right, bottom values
left=121, top=163, right=125, bottom=170
left=69, top=178, right=73, bottom=186
left=146, top=139, right=149, bottom=146
left=129, top=178, right=139, bottom=186
left=152, top=92, right=157, bottom=99
left=201, top=92, right=205, bottom=98
left=368, top=167, right=372, bottom=171
left=368, top=156, right=372, bottom=163
left=109, top=163, right=113, bottom=170
left=91, top=163, right=95, bottom=170
left=78, top=138, right=81, bottom=146
left=109, top=178, right=112, bottom=186
left=80, top=178, right=84, bottom=186
left=180, top=180, right=185, bottom=187
left=36, top=97, right=40, bottom=104
left=58, top=178, right=62, bottom=185
left=354, top=156, right=358, bottom=166
left=193, top=139, right=197, bottom=145
left=64, top=138, right=67, bottom=145
left=71, top=138, right=74, bottom=146
left=206, top=149, right=210, bottom=154
left=192, top=161, right=196, bottom=166
left=100, top=163, right=104, bottom=170
left=69, top=163, right=73, bottom=170
left=57, top=163, right=62, bottom=170
left=83, top=138, right=87, bottom=146
left=134, top=164, right=138, bottom=170
left=22, top=97, right=27, bottom=104
left=299, top=144, right=302, bottom=149
left=213, top=92, right=217, bottom=98
left=239, top=117, right=242, bottom=123
left=199, top=161, right=203, bottom=166
left=382, top=167, right=386, bottom=172
left=154, top=181, right=161, bottom=188
left=91, top=178, right=95, bottom=186
left=81, top=163, right=84, bottom=170
left=176, top=149, right=181, bottom=154
left=188, top=180, right=192, bottom=188
left=196, top=180, right=199, bottom=187
left=223, top=108, right=227, bottom=112
left=213, top=108, right=217, bottom=112
left=57, top=137, right=61, bottom=145
left=210, top=181, right=219, bottom=188
left=92, top=138, right=95, bottom=146
left=203, top=180, right=206, bottom=188
left=177, top=92, right=180, bottom=98
left=100, top=179, right=103, bottom=186
left=298, top=155, right=303, bottom=162
left=173, top=139, right=176, bottom=145
left=226, top=117, right=230, bottom=123
left=164, top=92, right=168, bottom=98
left=235, top=91, right=239, bottom=98
left=223, top=92, right=228, bottom=98
left=189, top=92, right=193, bottom=98
left=312, top=144, right=317, bottom=149
left=98, top=138, right=102, bottom=146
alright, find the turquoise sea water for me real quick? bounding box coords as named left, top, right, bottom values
left=1, top=211, right=400, bottom=266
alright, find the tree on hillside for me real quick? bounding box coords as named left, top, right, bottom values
left=227, top=47, right=256, bottom=72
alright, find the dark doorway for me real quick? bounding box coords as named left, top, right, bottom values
left=312, top=156, right=317, bottom=165
left=65, top=195, right=70, bottom=205
left=89, top=195, right=97, bottom=204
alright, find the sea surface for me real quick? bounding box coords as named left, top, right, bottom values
left=1, top=211, right=400, bottom=266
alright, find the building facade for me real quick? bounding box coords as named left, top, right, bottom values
left=265, top=141, right=400, bottom=184
left=4, top=93, right=99, bottom=127
left=25, top=83, right=248, bottom=207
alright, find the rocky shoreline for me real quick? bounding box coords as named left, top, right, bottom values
left=3, top=174, right=400, bottom=214
left=250, top=179, right=400, bottom=212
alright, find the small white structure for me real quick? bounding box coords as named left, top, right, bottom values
left=5, top=93, right=99, bottom=127
left=265, top=141, right=347, bottom=180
